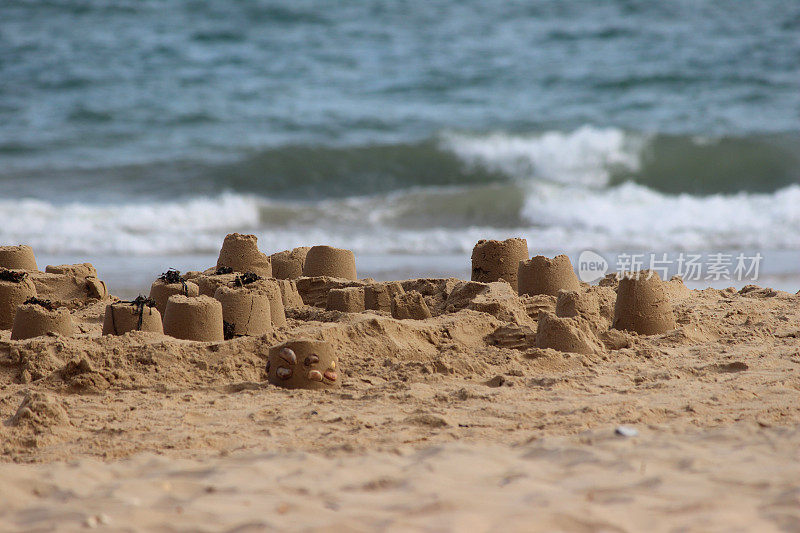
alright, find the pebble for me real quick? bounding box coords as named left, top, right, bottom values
left=304, top=354, right=319, bottom=366
left=323, top=370, right=337, bottom=382
left=276, top=367, right=292, bottom=380
left=615, top=425, right=639, bottom=437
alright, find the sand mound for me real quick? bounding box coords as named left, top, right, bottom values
left=7, top=391, right=69, bottom=430
left=535, top=311, right=603, bottom=355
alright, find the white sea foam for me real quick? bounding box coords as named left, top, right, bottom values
left=2, top=129, right=799, bottom=257
left=439, top=126, right=645, bottom=187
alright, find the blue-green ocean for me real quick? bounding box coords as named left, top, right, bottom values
left=1, top=1, right=799, bottom=291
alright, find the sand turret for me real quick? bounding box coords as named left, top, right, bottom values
left=102, top=298, right=163, bottom=335
left=0, top=245, right=38, bottom=271
left=518, top=255, right=580, bottom=297
left=613, top=270, right=676, bottom=335
left=216, top=233, right=272, bottom=277
left=267, top=339, right=339, bottom=390
left=11, top=299, right=73, bottom=340
left=271, top=247, right=310, bottom=280
left=302, top=246, right=357, bottom=280
left=471, top=238, right=528, bottom=291
left=149, top=270, right=200, bottom=317
left=1, top=270, right=38, bottom=330
left=162, top=295, right=224, bottom=341
left=214, top=285, right=272, bottom=337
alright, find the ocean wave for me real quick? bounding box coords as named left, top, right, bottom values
left=2, top=182, right=799, bottom=256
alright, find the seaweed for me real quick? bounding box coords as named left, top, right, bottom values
left=215, top=266, right=233, bottom=275
left=111, top=295, right=157, bottom=332
left=158, top=268, right=189, bottom=296
left=232, top=272, right=261, bottom=287
left=24, top=297, right=55, bottom=310
left=223, top=320, right=235, bottom=340
left=0, top=269, right=27, bottom=283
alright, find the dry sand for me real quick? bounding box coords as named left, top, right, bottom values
left=1, top=261, right=800, bottom=531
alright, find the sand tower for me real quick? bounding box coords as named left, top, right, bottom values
left=11, top=299, right=74, bottom=340
left=326, top=287, right=366, bottom=313
left=0, top=245, right=38, bottom=271
left=149, top=270, right=200, bottom=316
left=267, top=339, right=339, bottom=390
left=214, top=285, right=272, bottom=337
left=216, top=233, right=272, bottom=277
left=471, top=238, right=529, bottom=291
left=518, top=254, right=580, bottom=297
left=364, top=281, right=405, bottom=312
left=391, top=290, right=432, bottom=320
left=162, top=295, right=224, bottom=341
left=0, top=270, right=38, bottom=330
left=249, top=279, right=287, bottom=328
left=271, top=247, right=310, bottom=280
left=102, top=297, right=163, bottom=335
left=302, top=245, right=357, bottom=280
left=612, top=270, right=676, bottom=335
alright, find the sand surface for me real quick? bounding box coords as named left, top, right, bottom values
left=1, top=276, right=800, bottom=531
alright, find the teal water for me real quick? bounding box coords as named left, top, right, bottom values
left=1, top=0, right=799, bottom=284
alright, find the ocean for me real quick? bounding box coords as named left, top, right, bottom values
left=2, top=0, right=799, bottom=295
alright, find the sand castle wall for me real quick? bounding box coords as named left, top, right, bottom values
left=295, top=277, right=367, bottom=308
left=326, top=287, right=366, bottom=313
left=364, top=282, right=405, bottom=312
left=391, top=291, right=432, bottom=320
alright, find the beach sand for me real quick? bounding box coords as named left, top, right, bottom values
left=1, top=249, right=800, bottom=531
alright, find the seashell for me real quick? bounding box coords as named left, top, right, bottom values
left=304, top=354, right=319, bottom=366
left=307, top=370, right=323, bottom=382
left=276, top=366, right=292, bottom=380
left=330, top=361, right=335, bottom=369
left=323, top=370, right=337, bottom=382
left=278, top=347, right=297, bottom=365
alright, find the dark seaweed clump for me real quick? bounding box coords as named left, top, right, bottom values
left=0, top=269, right=27, bottom=283
left=24, top=297, right=55, bottom=310
left=232, top=272, right=261, bottom=287
left=215, top=266, right=233, bottom=275
left=223, top=320, right=235, bottom=340
left=158, top=269, right=185, bottom=284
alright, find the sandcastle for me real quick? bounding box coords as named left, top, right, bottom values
left=11, top=298, right=74, bottom=340
left=42, top=263, right=108, bottom=300
left=471, top=238, right=529, bottom=291
left=364, top=282, right=405, bottom=312
left=271, top=247, right=310, bottom=280
left=149, top=270, right=200, bottom=316
left=0, top=270, right=38, bottom=330
left=518, top=254, right=581, bottom=297
left=249, top=278, right=287, bottom=328
left=196, top=271, right=237, bottom=297
left=162, top=295, right=224, bottom=341
left=0, top=245, right=38, bottom=271
left=102, top=297, right=163, bottom=336
left=302, top=245, right=357, bottom=280
left=214, top=285, right=272, bottom=337
left=267, top=339, right=339, bottom=390
left=535, top=311, right=602, bottom=355
left=216, top=233, right=272, bottom=277
left=391, top=290, right=432, bottom=320
left=326, top=287, right=366, bottom=313
left=613, top=270, right=676, bottom=335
